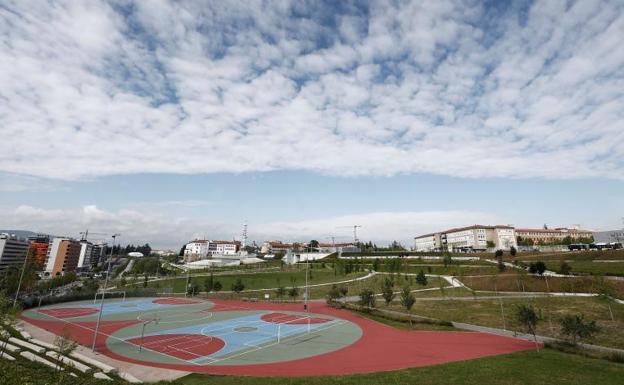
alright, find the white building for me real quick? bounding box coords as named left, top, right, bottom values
left=184, top=240, right=240, bottom=262
left=77, top=241, right=93, bottom=269
left=414, top=225, right=517, bottom=252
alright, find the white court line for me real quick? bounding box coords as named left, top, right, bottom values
left=32, top=307, right=201, bottom=366
left=198, top=318, right=348, bottom=365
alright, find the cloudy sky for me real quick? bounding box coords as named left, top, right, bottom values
left=1, top=0, right=623, bottom=248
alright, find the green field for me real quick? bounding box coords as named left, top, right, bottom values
left=386, top=296, right=624, bottom=349
left=142, top=268, right=367, bottom=293
left=543, top=260, right=624, bottom=276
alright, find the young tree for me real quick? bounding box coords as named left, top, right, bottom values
left=339, top=286, right=348, bottom=297
left=213, top=281, right=222, bottom=292
left=559, top=314, right=600, bottom=345
left=443, top=253, right=452, bottom=268
left=326, top=284, right=341, bottom=305
left=54, top=327, right=78, bottom=383
left=381, top=277, right=395, bottom=306
left=143, top=273, right=149, bottom=288
left=372, top=258, right=380, bottom=272
left=400, top=286, right=416, bottom=327
left=358, top=288, right=376, bottom=311
left=516, top=304, right=540, bottom=350
left=528, top=261, right=547, bottom=275
left=231, top=278, right=245, bottom=293
left=510, top=246, right=517, bottom=257
left=416, top=270, right=428, bottom=286
left=288, top=286, right=299, bottom=301
left=204, top=273, right=214, bottom=293
left=0, top=291, right=19, bottom=357
left=559, top=261, right=572, bottom=275
left=275, top=286, right=286, bottom=300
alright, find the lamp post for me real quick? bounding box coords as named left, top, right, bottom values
left=13, top=247, right=31, bottom=308
left=91, top=233, right=120, bottom=352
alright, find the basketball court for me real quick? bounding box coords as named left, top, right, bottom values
left=21, top=297, right=536, bottom=376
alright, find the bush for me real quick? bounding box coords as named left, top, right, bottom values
left=559, top=314, right=600, bottom=345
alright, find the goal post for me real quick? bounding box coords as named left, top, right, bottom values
left=93, top=290, right=126, bottom=304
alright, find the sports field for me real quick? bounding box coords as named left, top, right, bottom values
left=21, top=297, right=535, bottom=377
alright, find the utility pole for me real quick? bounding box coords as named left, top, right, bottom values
left=92, top=233, right=120, bottom=352
left=13, top=248, right=31, bottom=308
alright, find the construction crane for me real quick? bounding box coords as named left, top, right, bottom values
left=336, top=225, right=362, bottom=244
left=79, top=229, right=108, bottom=241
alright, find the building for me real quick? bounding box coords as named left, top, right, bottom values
left=414, top=225, right=517, bottom=252
left=77, top=241, right=94, bottom=270
left=317, top=242, right=360, bottom=253
left=45, top=238, right=81, bottom=277
left=260, top=241, right=305, bottom=254
left=184, top=240, right=241, bottom=262
left=516, top=227, right=593, bottom=245
left=27, top=234, right=50, bottom=267
left=0, top=233, right=29, bottom=274
left=91, top=241, right=107, bottom=267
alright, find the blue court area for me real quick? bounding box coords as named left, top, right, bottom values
left=129, top=312, right=339, bottom=364
left=44, top=298, right=185, bottom=316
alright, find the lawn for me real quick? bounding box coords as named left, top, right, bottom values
left=543, top=260, right=624, bottom=276
left=142, top=267, right=368, bottom=293
left=164, top=349, right=624, bottom=385
left=385, top=296, right=624, bottom=349
left=465, top=273, right=624, bottom=298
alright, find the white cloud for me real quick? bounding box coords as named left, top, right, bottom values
left=0, top=0, right=623, bottom=181
left=0, top=204, right=503, bottom=249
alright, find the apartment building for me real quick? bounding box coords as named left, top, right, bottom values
left=414, top=225, right=517, bottom=252
left=45, top=238, right=81, bottom=277
left=27, top=234, right=50, bottom=266
left=0, top=233, right=29, bottom=274
left=77, top=241, right=94, bottom=269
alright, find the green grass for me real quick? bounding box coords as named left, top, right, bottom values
left=385, top=296, right=624, bottom=349
left=165, top=349, right=624, bottom=385
left=143, top=268, right=367, bottom=292
left=543, top=260, right=624, bottom=276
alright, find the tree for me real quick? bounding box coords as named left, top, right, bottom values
left=510, top=246, right=517, bottom=257
left=213, top=281, right=222, bottom=292
left=187, top=280, right=199, bottom=296
left=372, top=258, right=380, bottom=271
left=143, top=273, right=149, bottom=288
left=358, top=288, right=376, bottom=311
left=204, top=273, right=214, bottom=292
left=559, top=261, right=572, bottom=275
left=0, top=291, right=19, bottom=357
left=179, top=245, right=186, bottom=256
left=486, top=240, right=496, bottom=248
left=54, top=326, right=78, bottom=383
left=275, top=286, right=286, bottom=300
left=339, top=286, right=348, bottom=297
left=381, top=277, right=395, bottom=306
left=528, top=261, right=547, bottom=275
left=495, top=249, right=504, bottom=259
left=309, top=240, right=319, bottom=250
left=288, top=286, right=299, bottom=301
left=442, top=253, right=452, bottom=268
left=559, top=314, right=600, bottom=345
left=400, top=286, right=416, bottom=327
left=416, top=270, right=428, bottom=286
left=231, top=278, right=245, bottom=293
left=516, top=304, right=540, bottom=350
left=326, top=284, right=341, bottom=305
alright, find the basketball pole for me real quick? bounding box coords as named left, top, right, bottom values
left=92, top=233, right=120, bottom=352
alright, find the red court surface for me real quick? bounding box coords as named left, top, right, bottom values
left=152, top=298, right=200, bottom=305
left=125, top=334, right=225, bottom=360
left=261, top=312, right=331, bottom=324
left=38, top=307, right=99, bottom=318
left=23, top=299, right=537, bottom=377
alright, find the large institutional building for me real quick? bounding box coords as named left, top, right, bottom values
left=44, top=238, right=81, bottom=277
left=415, top=225, right=517, bottom=252
left=184, top=239, right=241, bottom=261
left=415, top=224, right=593, bottom=251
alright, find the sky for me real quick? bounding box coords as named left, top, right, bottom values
left=1, top=0, right=623, bottom=248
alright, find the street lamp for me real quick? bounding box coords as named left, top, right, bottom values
left=91, top=233, right=120, bottom=352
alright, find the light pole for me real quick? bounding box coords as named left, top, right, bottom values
left=13, top=248, right=31, bottom=308
left=91, top=233, right=120, bottom=352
